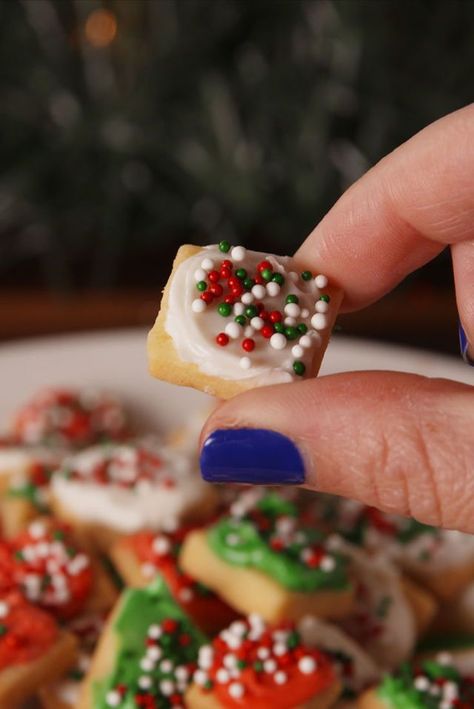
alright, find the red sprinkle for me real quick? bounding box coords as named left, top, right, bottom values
left=261, top=325, right=274, bottom=339
left=258, top=260, right=272, bottom=273
left=200, top=291, right=213, bottom=304
left=270, top=311, right=282, bottom=323
left=162, top=618, right=178, bottom=633
left=220, top=267, right=231, bottom=279
left=222, top=260, right=232, bottom=270
left=216, top=333, right=229, bottom=347
left=242, top=338, right=255, bottom=352
left=208, top=270, right=220, bottom=283
left=210, top=283, right=223, bottom=297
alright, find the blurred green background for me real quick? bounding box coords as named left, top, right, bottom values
left=1, top=0, right=472, bottom=352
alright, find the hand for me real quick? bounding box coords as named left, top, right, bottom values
left=200, top=105, right=474, bottom=533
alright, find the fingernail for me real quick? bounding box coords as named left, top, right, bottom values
left=200, top=428, right=305, bottom=485
left=459, top=322, right=474, bottom=366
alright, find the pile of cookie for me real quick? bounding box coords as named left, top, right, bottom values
left=0, top=387, right=473, bottom=708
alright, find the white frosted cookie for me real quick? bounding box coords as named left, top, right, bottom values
left=148, top=243, right=342, bottom=398
left=50, top=438, right=218, bottom=549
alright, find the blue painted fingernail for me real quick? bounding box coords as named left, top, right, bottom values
left=200, top=428, right=305, bottom=485
left=459, top=322, right=474, bottom=366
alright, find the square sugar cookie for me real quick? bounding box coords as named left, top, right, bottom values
left=148, top=243, right=343, bottom=398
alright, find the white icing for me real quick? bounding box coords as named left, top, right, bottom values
left=165, top=245, right=332, bottom=384
left=0, top=446, right=62, bottom=476
left=51, top=439, right=213, bottom=533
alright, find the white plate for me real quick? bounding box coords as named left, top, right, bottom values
left=0, top=328, right=470, bottom=432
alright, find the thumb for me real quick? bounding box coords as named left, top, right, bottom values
left=199, top=372, right=474, bottom=532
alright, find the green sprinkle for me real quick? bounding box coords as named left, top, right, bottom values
left=254, top=660, right=264, bottom=672
left=243, top=278, right=255, bottom=290
left=235, top=268, right=247, bottom=279
left=204, top=679, right=214, bottom=690
left=286, top=294, right=299, bottom=304
left=234, top=315, right=246, bottom=326
left=196, top=280, right=207, bottom=292
left=285, top=326, right=298, bottom=340
left=301, top=270, right=312, bottom=281
left=218, top=303, right=232, bottom=317
left=297, top=323, right=308, bottom=334
left=0, top=625, right=7, bottom=637
left=272, top=273, right=284, bottom=286
left=53, top=530, right=65, bottom=540
left=245, top=305, right=258, bottom=318
left=219, top=240, right=231, bottom=253
left=237, top=660, right=247, bottom=669
left=293, top=361, right=306, bottom=376
left=320, top=294, right=330, bottom=303
left=14, top=550, right=24, bottom=561
left=261, top=268, right=273, bottom=281
left=287, top=631, right=300, bottom=649
left=274, top=322, right=285, bottom=334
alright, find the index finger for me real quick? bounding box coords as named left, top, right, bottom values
left=296, top=104, right=474, bottom=312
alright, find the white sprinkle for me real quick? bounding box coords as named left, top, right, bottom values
left=292, top=345, right=304, bottom=358
left=299, top=335, right=312, bottom=349
left=241, top=292, right=254, bottom=305
left=229, top=621, right=247, bottom=636
left=250, top=317, right=263, bottom=330
left=201, top=257, right=214, bottom=271
left=147, top=645, right=162, bottom=661
left=179, top=588, right=193, bottom=603
left=228, top=682, right=245, bottom=699
left=231, top=246, right=246, bottom=262
left=194, top=669, right=208, bottom=686
left=244, top=326, right=255, bottom=338
left=263, top=659, right=277, bottom=673
left=225, top=322, right=241, bottom=339
left=270, top=333, right=286, bottom=350
left=29, top=521, right=46, bottom=539
left=216, top=668, right=230, bottom=683
left=311, top=313, right=328, bottom=331
left=239, top=357, right=252, bottom=370
left=148, top=624, right=162, bottom=639
left=105, top=690, right=121, bottom=707
left=194, top=268, right=207, bottom=282
left=160, top=679, right=175, bottom=696
left=140, top=657, right=154, bottom=672
left=192, top=299, right=206, bottom=313
left=320, top=556, right=336, bottom=572
left=298, top=656, right=317, bottom=674
left=288, top=271, right=298, bottom=281
left=274, top=670, right=288, bottom=684
left=315, top=274, right=328, bottom=288
left=161, top=659, right=173, bottom=673
left=284, top=303, right=301, bottom=318
left=152, top=536, right=171, bottom=556
left=141, top=563, right=156, bottom=579
left=252, top=285, right=266, bottom=299
left=284, top=317, right=296, bottom=326
left=436, top=652, right=453, bottom=666
left=273, top=642, right=287, bottom=656
left=266, top=282, right=280, bottom=297
left=300, top=548, right=313, bottom=563
left=223, top=653, right=238, bottom=669
left=414, top=676, right=430, bottom=691
left=138, top=675, right=152, bottom=689
left=0, top=602, right=9, bottom=618
left=257, top=647, right=270, bottom=660
left=175, top=666, right=189, bottom=682
left=67, top=553, right=90, bottom=576
left=234, top=302, right=245, bottom=316
left=249, top=613, right=265, bottom=628
left=300, top=308, right=309, bottom=318
left=315, top=300, right=329, bottom=313
left=198, top=646, right=214, bottom=669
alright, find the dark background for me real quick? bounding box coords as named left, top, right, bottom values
left=1, top=0, right=472, bottom=353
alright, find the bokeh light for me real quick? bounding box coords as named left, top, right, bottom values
left=85, top=9, right=117, bottom=48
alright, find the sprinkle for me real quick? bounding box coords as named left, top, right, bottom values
left=299, top=335, right=312, bottom=349
left=266, top=282, right=280, bottom=297
left=175, top=666, right=189, bottom=682
left=273, top=642, right=287, bottom=656
left=231, top=246, right=246, bottom=261
left=284, top=303, right=301, bottom=318
left=148, top=624, right=162, bottom=639
left=244, top=326, right=255, bottom=338
left=223, top=654, right=238, bottom=669
left=29, top=521, right=46, bottom=539
left=194, top=268, right=207, bottom=282
left=242, top=338, right=255, bottom=352
left=250, top=317, right=264, bottom=330
left=0, top=602, right=9, bottom=619
left=147, top=645, right=162, bottom=661
left=315, top=300, right=329, bottom=313
left=298, top=656, right=317, bottom=674
left=225, top=322, right=241, bottom=339
left=263, top=658, right=277, bottom=673
left=414, top=676, right=430, bottom=690
left=225, top=534, right=240, bottom=546
left=218, top=303, right=232, bottom=317
left=140, top=657, right=155, bottom=672
left=293, top=361, right=305, bottom=376
left=320, top=556, right=336, bottom=572
left=138, top=675, right=152, bottom=689
left=160, top=679, right=175, bottom=695
left=201, top=258, right=215, bottom=271
left=105, top=690, right=122, bottom=707
left=216, top=668, right=230, bottom=683
left=219, top=240, right=231, bottom=253
left=300, top=308, right=309, bottom=318
left=192, top=299, right=206, bottom=313
left=161, top=659, right=174, bottom=673
left=239, top=357, right=252, bottom=370
left=241, top=292, right=254, bottom=305
left=284, top=317, right=297, bottom=327
left=274, top=670, right=288, bottom=684
left=257, top=647, right=270, bottom=660
left=252, top=285, right=266, bottom=299
left=234, top=302, right=245, bottom=316
left=216, top=333, right=229, bottom=347
left=228, top=682, right=245, bottom=699
left=311, top=313, right=328, bottom=330
left=292, top=345, right=304, bottom=358
left=194, top=669, right=209, bottom=686
left=152, top=536, right=171, bottom=556
left=270, top=333, right=286, bottom=350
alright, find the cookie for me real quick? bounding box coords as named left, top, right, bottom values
left=148, top=243, right=342, bottom=398
left=50, top=438, right=218, bottom=551
left=78, top=577, right=206, bottom=709
left=0, top=517, right=117, bottom=620
left=110, top=528, right=237, bottom=634
left=185, top=614, right=341, bottom=709
left=179, top=490, right=354, bottom=623
left=357, top=657, right=474, bottom=708
left=0, top=589, right=77, bottom=706
left=11, top=387, right=130, bottom=449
